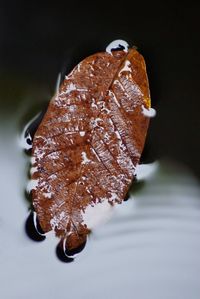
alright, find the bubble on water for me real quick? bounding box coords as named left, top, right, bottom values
left=106, top=40, right=129, bottom=54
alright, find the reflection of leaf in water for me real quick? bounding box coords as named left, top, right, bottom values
left=30, top=46, right=152, bottom=252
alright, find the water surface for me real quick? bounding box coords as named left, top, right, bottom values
left=0, top=109, right=200, bottom=299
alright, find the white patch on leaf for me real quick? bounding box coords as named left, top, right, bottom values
left=81, top=152, right=91, bottom=165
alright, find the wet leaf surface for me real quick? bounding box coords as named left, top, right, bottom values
left=31, top=46, right=151, bottom=251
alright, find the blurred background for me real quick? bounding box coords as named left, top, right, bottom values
left=0, top=1, right=200, bottom=299
left=1, top=1, right=200, bottom=175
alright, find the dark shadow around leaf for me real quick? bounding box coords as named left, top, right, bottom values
left=25, top=211, right=46, bottom=242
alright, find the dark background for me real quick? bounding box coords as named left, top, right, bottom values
left=1, top=1, right=200, bottom=177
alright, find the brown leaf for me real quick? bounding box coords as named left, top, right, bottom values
left=31, top=46, right=151, bottom=251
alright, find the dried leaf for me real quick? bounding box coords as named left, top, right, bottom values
left=31, top=46, right=151, bottom=250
